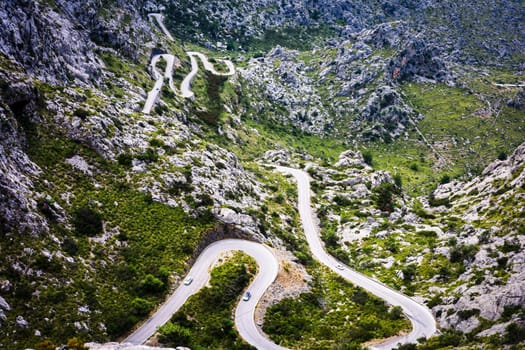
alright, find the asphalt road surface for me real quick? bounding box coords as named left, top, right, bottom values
left=124, top=239, right=286, bottom=349
left=274, top=166, right=437, bottom=349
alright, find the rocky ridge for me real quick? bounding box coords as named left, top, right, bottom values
left=0, top=0, right=161, bottom=86
left=162, top=0, right=525, bottom=66
left=239, top=21, right=453, bottom=141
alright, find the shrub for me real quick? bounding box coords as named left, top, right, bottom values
left=362, top=150, right=373, bottom=165
left=450, top=244, right=478, bottom=264
left=497, top=256, right=508, bottom=269
left=37, top=198, right=57, bottom=222
left=412, top=199, right=435, bottom=219
left=439, top=174, right=451, bottom=184
left=72, top=206, right=103, bottom=236
left=131, top=297, right=153, bottom=316
left=334, top=195, right=353, bottom=206
left=159, top=323, right=192, bottom=344
left=62, top=237, right=79, bottom=256
left=409, top=163, right=419, bottom=171
left=417, top=230, right=438, bottom=239
left=425, top=331, right=462, bottom=348
left=393, top=174, right=403, bottom=189
left=426, top=294, right=443, bottom=308
left=497, top=151, right=508, bottom=161
left=295, top=251, right=313, bottom=266
left=66, top=337, right=87, bottom=350
left=197, top=193, right=214, bottom=207
left=168, top=181, right=194, bottom=195
left=73, top=108, right=90, bottom=120
left=149, top=138, right=165, bottom=148
left=117, top=153, right=133, bottom=167
left=428, top=192, right=450, bottom=207
left=503, top=323, right=525, bottom=344
left=35, top=340, right=55, bottom=350
left=389, top=306, right=403, bottom=320
left=140, top=274, right=164, bottom=293
left=372, top=182, right=399, bottom=212
left=402, top=265, right=416, bottom=283
left=499, top=240, right=520, bottom=253
left=385, top=237, right=399, bottom=253
left=457, top=308, right=480, bottom=320
left=136, top=148, right=159, bottom=163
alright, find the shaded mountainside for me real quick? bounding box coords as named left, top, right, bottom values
left=0, top=0, right=159, bottom=86
left=0, top=1, right=280, bottom=348
left=161, top=0, right=525, bottom=66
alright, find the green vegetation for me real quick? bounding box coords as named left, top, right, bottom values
left=159, top=252, right=256, bottom=350
left=372, top=182, right=401, bottom=212
left=98, top=51, right=153, bottom=98
left=72, top=206, right=103, bottom=236
left=194, top=70, right=229, bottom=126
left=263, top=267, right=410, bottom=349
left=245, top=25, right=335, bottom=52
left=229, top=116, right=346, bottom=164
left=3, top=7, right=525, bottom=350
left=0, top=88, right=216, bottom=348
left=361, top=81, right=525, bottom=195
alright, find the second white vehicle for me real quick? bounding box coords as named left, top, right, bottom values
left=183, top=276, right=193, bottom=285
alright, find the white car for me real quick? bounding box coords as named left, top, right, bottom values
left=183, top=276, right=193, bottom=285
left=242, top=291, right=251, bottom=301
left=336, top=264, right=344, bottom=270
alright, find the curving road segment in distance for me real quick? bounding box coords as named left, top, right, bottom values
left=143, top=13, right=235, bottom=108
left=180, top=52, right=236, bottom=100
left=142, top=53, right=178, bottom=114
left=124, top=239, right=288, bottom=350
left=148, top=13, right=174, bottom=41
left=273, top=165, right=437, bottom=350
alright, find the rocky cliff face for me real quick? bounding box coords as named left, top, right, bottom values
left=0, top=61, right=47, bottom=236
left=163, top=0, right=525, bottom=66
left=429, top=142, right=525, bottom=333
left=0, top=0, right=156, bottom=86
left=239, top=20, right=454, bottom=141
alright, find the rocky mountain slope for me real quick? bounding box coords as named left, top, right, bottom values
left=0, top=1, right=284, bottom=348
left=0, top=0, right=524, bottom=349
left=239, top=21, right=452, bottom=141
left=162, top=0, right=525, bottom=66
left=303, top=143, right=525, bottom=347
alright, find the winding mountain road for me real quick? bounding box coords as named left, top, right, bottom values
left=143, top=13, right=235, bottom=109
left=124, top=239, right=286, bottom=349
left=135, top=11, right=436, bottom=350
left=181, top=51, right=236, bottom=99
left=273, top=166, right=437, bottom=349
left=492, top=82, right=525, bottom=87
left=148, top=13, right=174, bottom=41
left=124, top=164, right=436, bottom=350
left=142, top=53, right=178, bottom=114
